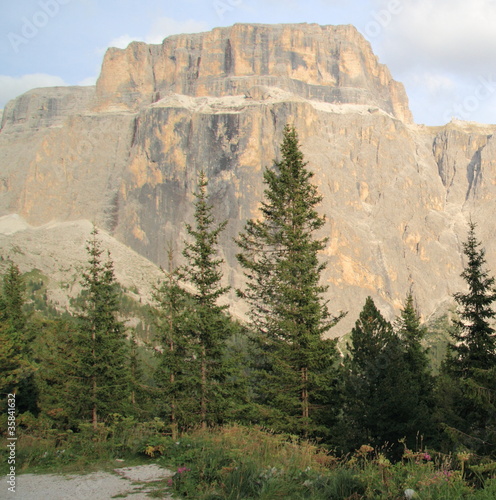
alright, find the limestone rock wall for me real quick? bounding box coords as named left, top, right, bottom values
left=1, top=23, right=495, bottom=334
left=95, top=23, right=413, bottom=123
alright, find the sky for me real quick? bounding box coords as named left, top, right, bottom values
left=1, top=0, right=496, bottom=126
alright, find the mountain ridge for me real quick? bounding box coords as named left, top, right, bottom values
left=1, top=23, right=496, bottom=335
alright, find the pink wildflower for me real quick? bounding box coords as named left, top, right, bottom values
left=423, top=453, right=431, bottom=461
left=439, top=470, right=453, bottom=480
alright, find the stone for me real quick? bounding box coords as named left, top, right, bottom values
left=0, top=23, right=495, bottom=336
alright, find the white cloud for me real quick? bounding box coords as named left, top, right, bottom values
left=107, top=35, right=137, bottom=50
left=106, top=17, right=209, bottom=50
left=361, top=0, right=496, bottom=124
left=0, top=74, right=67, bottom=109
left=146, top=17, right=209, bottom=44
left=373, top=0, right=496, bottom=75
left=78, top=75, right=98, bottom=86
left=411, top=72, right=456, bottom=94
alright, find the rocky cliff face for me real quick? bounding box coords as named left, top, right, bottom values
left=95, top=24, right=412, bottom=123
left=0, top=23, right=495, bottom=335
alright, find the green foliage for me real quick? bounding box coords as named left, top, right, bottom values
left=153, top=247, right=198, bottom=433
left=0, top=263, right=37, bottom=413
left=447, top=221, right=496, bottom=376
left=154, top=172, right=235, bottom=431
left=439, top=222, right=496, bottom=457
left=395, top=293, right=436, bottom=447
left=0, top=415, right=166, bottom=474
left=6, top=132, right=496, bottom=486
left=70, top=228, right=132, bottom=429
left=236, top=125, right=343, bottom=436
left=22, top=269, right=59, bottom=318
left=183, top=171, right=233, bottom=428
left=424, top=312, right=453, bottom=374
left=31, top=317, right=79, bottom=427
left=146, top=425, right=496, bottom=500
left=341, top=296, right=434, bottom=455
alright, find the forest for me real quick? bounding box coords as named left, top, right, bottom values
left=1, top=125, right=496, bottom=499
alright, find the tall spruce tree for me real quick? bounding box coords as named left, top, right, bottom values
left=182, top=171, right=232, bottom=428
left=153, top=248, right=194, bottom=435
left=447, top=221, right=496, bottom=376
left=32, top=317, right=79, bottom=428
left=0, top=264, right=34, bottom=407
left=439, top=221, right=496, bottom=455
left=236, top=125, right=343, bottom=436
left=341, top=296, right=426, bottom=455
left=73, top=228, right=131, bottom=429
left=395, top=293, right=435, bottom=447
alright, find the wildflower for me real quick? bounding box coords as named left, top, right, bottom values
left=167, top=478, right=173, bottom=487
left=177, top=467, right=191, bottom=474
left=457, top=451, right=471, bottom=463
left=404, top=489, right=415, bottom=499
left=358, top=444, right=374, bottom=454
left=423, top=453, right=431, bottom=461
left=439, top=469, right=453, bottom=481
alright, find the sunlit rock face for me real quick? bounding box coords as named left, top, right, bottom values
left=2, top=23, right=496, bottom=335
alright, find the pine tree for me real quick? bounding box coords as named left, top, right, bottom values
left=182, top=171, right=232, bottom=428
left=73, top=228, right=131, bottom=429
left=439, top=221, right=496, bottom=456
left=395, top=293, right=435, bottom=447
left=0, top=263, right=36, bottom=412
left=153, top=247, right=194, bottom=435
left=236, top=125, right=343, bottom=435
left=0, top=264, right=27, bottom=344
left=32, top=317, right=79, bottom=428
left=342, top=297, right=413, bottom=454
left=0, top=326, right=23, bottom=397
left=447, top=221, right=496, bottom=376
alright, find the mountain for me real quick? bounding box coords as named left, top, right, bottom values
left=1, top=23, right=496, bottom=336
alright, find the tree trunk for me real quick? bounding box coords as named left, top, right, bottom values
left=170, top=338, right=177, bottom=438
left=301, top=366, right=309, bottom=436
left=92, top=327, right=98, bottom=431
left=92, top=377, right=98, bottom=431
left=201, top=346, right=207, bottom=430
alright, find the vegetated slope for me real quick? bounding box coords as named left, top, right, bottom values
left=0, top=215, right=165, bottom=341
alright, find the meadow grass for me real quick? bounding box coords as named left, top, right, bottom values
left=5, top=422, right=496, bottom=498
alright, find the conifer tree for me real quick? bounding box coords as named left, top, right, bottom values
left=395, top=293, right=435, bottom=446
left=32, top=317, right=79, bottom=427
left=0, top=263, right=36, bottom=412
left=182, top=171, right=232, bottom=428
left=73, top=228, right=131, bottom=429
left=447, top=221, right=496, bottom=376
left=342, top=297, right=414, bottom=454
left=440, top=222, right=496, bottom=455
left=153, top=248, right=193, bottom=435
left=0, top=325, right=24, bottom=397
left=0, top=264, right=27, bottom=343
left=236, top=125, right=342, bottom=435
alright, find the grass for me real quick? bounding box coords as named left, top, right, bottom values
left=145, top=425, right=496, bottom=499
left=4, top=423, right=496, bottom=499
left=0, top=416, right=165, bottom=475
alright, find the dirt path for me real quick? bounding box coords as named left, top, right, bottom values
left=0, top=464, right=175, bottom=500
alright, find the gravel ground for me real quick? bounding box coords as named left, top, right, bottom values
left=0, top=464, right=175, bottom=500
